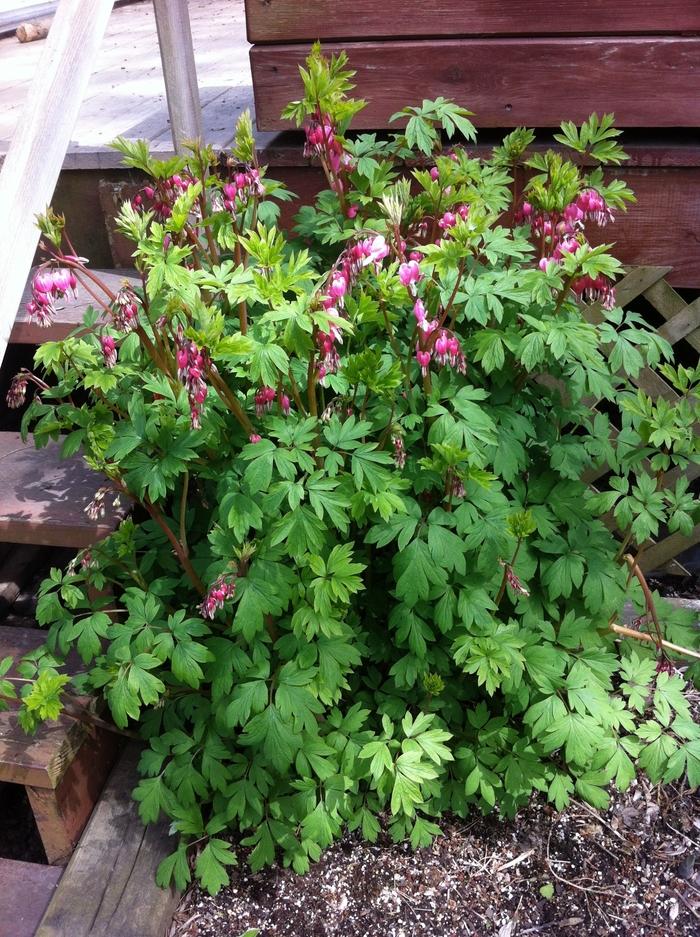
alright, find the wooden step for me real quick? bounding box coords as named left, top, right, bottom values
left=36, top=744, right=180, bottom=937
left=0, top=432, right=124, bottom=547
left=0, top=626, right=119, bottom=865
left=0, top=627, right=85, bottom=789
left=11, top=268, right=138, bottom=345
left=0, top=859, right=62, bottom=937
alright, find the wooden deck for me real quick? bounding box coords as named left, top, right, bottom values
left=0, top=0, right=260, bottom=169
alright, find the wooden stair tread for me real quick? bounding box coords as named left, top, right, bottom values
left=0, top=626, right=87, bottom=790
left=12, top=268, right=138, bottom=344
left=0, top=859, right=62, bottom=937
left=36, top=744, right=180, bottom=937
left=0, top=432, right=123, bottom=548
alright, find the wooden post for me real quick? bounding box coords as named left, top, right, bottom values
left=0, top=0, right=115, bottom=371
left=152, top=0, right=203, bottom=152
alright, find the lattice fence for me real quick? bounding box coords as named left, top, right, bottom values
left=581, top=266, right=700, bottom=575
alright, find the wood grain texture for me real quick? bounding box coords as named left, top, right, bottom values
left=0, top=0, right=252, bottom=165
left=251, top=38, right=700, bottom=131
left=245, top=0, right=700, bottom=42
left=36, top=743, right=180, bottom=937
left=152, top=0, right=203, bottom=150
left=0, top=626, right=86, bottom=789
left=0, top=0, right=115, bottom=371
left=27, top=730, right=120, bottom=864
left=0, top=433, right=125, bottom=548
left=0, top=859, right=62, bottom=937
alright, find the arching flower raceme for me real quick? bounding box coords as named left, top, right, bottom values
left=112, top=285, right=139, bottom=333
left=392, top=434, right=406, bottom=469
left=176, top=331, right=209, bottom=429
left=200, top=574, right=237, bottom=620
left=254, top=386, right=276, bottom=418
left=26, top=266, right=77, bottom=328
left=101, top=335, right=117, bottom=369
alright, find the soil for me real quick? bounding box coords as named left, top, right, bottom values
left=170, top=780, right=700, bottom=937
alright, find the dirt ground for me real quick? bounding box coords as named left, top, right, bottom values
left=170, top=777, right=700, bottom=937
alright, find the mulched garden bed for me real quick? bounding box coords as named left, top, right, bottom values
left=171, top=776, right=700, bottom=937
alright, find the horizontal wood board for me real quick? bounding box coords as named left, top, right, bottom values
left=0, top=433, right=124, bottom=548
left=251, top=38, right=700, bottom=130
left=36, top=743, right=181, bottom=937
left=0, top=626, right=87, bottom=788
left=246, top=0, right=700, bottom=42
left=0, top=0, right=252, bottom=164
left=0, top=859, right=62, bottom=937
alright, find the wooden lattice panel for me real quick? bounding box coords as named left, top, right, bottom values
left=582, top=266, right=700, bottom=574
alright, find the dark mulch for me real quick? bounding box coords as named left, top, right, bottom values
left=171, top=779, right=700, bottom=937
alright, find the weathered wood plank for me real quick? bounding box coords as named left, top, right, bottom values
left=588, top=169, right=700, bottom=289
left=27, top=729, right=120, bottom=864
left=251, top=38, right=700, bottom=131
left=36, top=743, right=181, bottom=937
left=0, top=433, right=125, bottom=548
left=657, top=299, right=700, bottom=351
left=0, top=859, right=62, bottom=937
left=0, top=0, right=116, bottom=371
left=245, top=0, right=700, bottom=42
left=0, top=626, right=86, bottom=789
left=614, top=266, right=673, bottom=308
left=639, top=527, right=700, bottom=573
left=12, top=268, right=139, bottom=344
left=152, top=0, right=203, bottom=151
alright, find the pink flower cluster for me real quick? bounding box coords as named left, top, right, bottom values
left=111, top=285, right=139, bottom=332
left=254, top=386, right=290, bottom=417
left=304, top=114, right=354, bottom=192
left=133, top=173, right=194, bottom=221
left=518, top=187, right=613, bottom=243
left=6, top=373, right=28, bottom=409
left=176, top=332, right=209, bottom=429
left=392, top=434, right=406, bottom=469
left=101, top=335, right=117, bottom=369
left=499, top=559, right=530, bottom=597
left=520, top=188, right=617, bottom=310
left=26, top=267, right=77, bottom=328
left=437, top=204, right=469, bottom=232
left=200, top=574, right=236, bottom=620
left=222, top=167, right=265, bottom=211
left=315, top=234, right=390, bottom=382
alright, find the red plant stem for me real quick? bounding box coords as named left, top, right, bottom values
left=306, top=354, right=318, bottom=418
left=440, top=259, right=466, bottom=331
left=60, top=257, right=117, bottom=303
left=206, top=367, right=254, bottom=434
left=288, top=368, right=307, bottom=416
left=495, top=539, right=522, bottom=606
left=72, top=270, right=112, bottom=315
left=624, top=553, right=666, bottom=656
left=145, top=497, right=205, bottom=596
left=108, top=476, right=205, bottom=596
left=553, top=271, right=577, bottom=315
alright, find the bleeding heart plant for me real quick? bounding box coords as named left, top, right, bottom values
left=4, top=44, right=700, bottom=895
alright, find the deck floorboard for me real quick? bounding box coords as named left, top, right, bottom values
left=0, top=0, right=255, bottom=168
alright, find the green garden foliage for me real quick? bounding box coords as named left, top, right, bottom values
left=5, top=46, right=700, bottom=894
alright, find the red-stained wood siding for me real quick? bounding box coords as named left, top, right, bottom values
left=250, top=38, right=700, bottom=131
left=245, top=1, right=700, bottom=42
